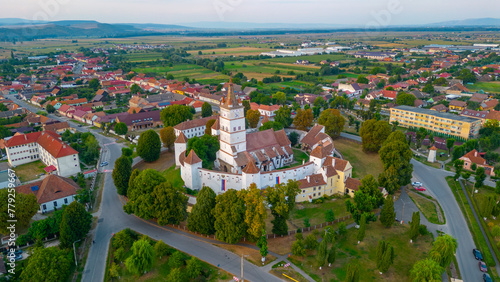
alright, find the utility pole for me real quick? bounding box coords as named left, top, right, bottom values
left=241, top=255, right=244, bottom=282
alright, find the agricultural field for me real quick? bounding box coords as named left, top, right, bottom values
left=468, top=81, right=500, bottom=94
left=132, top=63, right=229, bottom=83
left=187, top=46, right=273, bottom=57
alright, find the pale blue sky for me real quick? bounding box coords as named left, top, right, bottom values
left=2, top=0, right=499, bottom=25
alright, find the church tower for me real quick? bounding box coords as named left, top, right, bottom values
left=217, top=79, right=246, bottom=173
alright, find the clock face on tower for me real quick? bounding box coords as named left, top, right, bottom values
left=235, top=111, right=240, bottom=118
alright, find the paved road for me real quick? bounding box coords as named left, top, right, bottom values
left=340, top=132, right=361, bottom=142
left=412, top=160, right=483, bottom=282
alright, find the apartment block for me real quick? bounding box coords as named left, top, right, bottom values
left=390, top=105, right=482, bottom=140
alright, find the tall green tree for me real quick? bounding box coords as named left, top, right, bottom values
left=243, top=183, right=267, bottom=241
left=113, top=155, right=132, bottom=196
left=317, top=238, right=328, bottom=266
left=187, top=186, right=217, bottom=235
left=125, top=239, right=155, bottom=275
left=327, top=245, right=336, bottom=266
left=247, top=109, right=261, bottom=128
left=446, top=138, right=455, bottom=155
left=59, top=202, right=92, bottom=248
left=46, top=104, right=56, bottom=113
left=19, top=247, right=71, bottom=282
left=201, top=102, right=213, bottom=117
left=376, top=240, right=386, bottom=269
left=475, top=167, right=486, bottom=188
left=410, top=258, right=443, bottom=282
left=429, top=234, right=458, bottom=268
left=137, top=129, right=161, bottom=162
left=213, top=189, right=246, bottom=244
left=257, top=229, right=268, bottom=260
left=124, top=169, right=166, bottom=219
left=160, top=126, right=176, bottom=151
left=186, top=257, right=202, bottom=279
left=186, top=135, right=220, bottom=168
left=380, top=196, right=396, bottom=227
left=454, top=159, right=464, bottom=180
left=379, top=131, right=413, bottom=186
left=409, top=211, right=420, bottom=241
left=293, top=108, right=313, bottom=131
left=0, top=190, right=39, bottom=231
left=275, top=106, right=293, bottom=127
left=346, top=175, right=383, bottom=223
left=114, top=122, right=128, bottom=135
left=161, top=104, right=193, bottom=127
left=378, top=165, right=400, bottom=194
left=318, top=109, right=345, bottom=138
left=396, top=92, right=416, bottom=106
left=357, top=214, right=366, bottom=242
left=152, top=182, right=188, bottom=225
left=265, top=181, right=301, bottom=235
left=359, top=119, right=391, bottom=152
left=273, top=91, right=287, bottom=105
left=345, top=262, right=360, bottom=282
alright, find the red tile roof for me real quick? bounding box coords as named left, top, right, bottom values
left=15, top=174, right=79, bottom=204
left=5, top=131, right=78, bottom=158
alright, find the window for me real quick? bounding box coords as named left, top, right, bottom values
left=53, top=201, right=58, bottom=207
left=64, top=198, right=68, bottom=204
left=43, top=204, right=46, bottom=210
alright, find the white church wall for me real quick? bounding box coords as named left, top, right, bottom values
left=198, top=169, right=242, bottom=193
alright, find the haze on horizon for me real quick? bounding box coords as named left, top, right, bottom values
left=2, top=0, right=499, bottom=26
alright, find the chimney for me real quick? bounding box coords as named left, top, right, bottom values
left=474, top=151, right=478, bottom=157
left=307, top=176, right=310, bottom=182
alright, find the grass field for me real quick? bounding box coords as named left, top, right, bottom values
left=334, top=138, right=384, bottom=178
left=289, top=199, right=350, bottom=228
left=161, top=165, right=185, bottom=188
left=468, top=82, right=500, bottom=93
left=289, top=221, right=433, bottom=282
left=13, top=160, right=45, bottom=183
left=407, top=190, right=444, bottom=224
left=292, top=149, right=309, bottom=167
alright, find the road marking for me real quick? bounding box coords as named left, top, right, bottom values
left=102, top=169, right=113, bottom=173
left=103, top=142, right=116, bottom=146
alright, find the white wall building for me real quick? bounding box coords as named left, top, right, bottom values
left=173, top=116, right=218, bottom=139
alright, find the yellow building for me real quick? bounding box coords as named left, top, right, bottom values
left=390, top=106, right=482, bottom=140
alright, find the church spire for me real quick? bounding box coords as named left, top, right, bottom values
left=222, top=78, right=240, bottom=109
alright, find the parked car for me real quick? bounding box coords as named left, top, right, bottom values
left=415, top=186, right=426, bottom=192
left=473, top=248, right=484, bottom=260
left=412, top=181, right=422, bottom=187
left=479, top=261, right=487, bottom=272
left=100, top=162, right=108, bottom=167
left=483, top=273, right=492, bottom=282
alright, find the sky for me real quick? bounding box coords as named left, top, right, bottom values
left=1, top=0, right=499, bottom=26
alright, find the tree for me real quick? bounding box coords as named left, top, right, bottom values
left=113, top=155, right=132, bottom=196
left=293, top=108, right=313, bottom=131
left=345, top=262, right=360, bottom=282
left=475, top=167, right=486, bottom=188
left=359, top=119, right=391, bottom=152
left=429, top=234, right=458, bottom=268
left=242, top=100, right=251, bottom=116
left=124, top=169, right=166, bottom=219
left=410, top=258, right=443, bottom=282
left=186, top=257, right=202, bottom=279
left=357, top=214, right=366, bottom=242
left=161, top=104, right=193, bottom=127
left=454, top=159, right=464, bottom=180
left=166, top=268, right=183, bottom=281
left=318, top=109, right=345, bottom=138
left=19, top=247, right=71, bottom=282
left=288, top=131, right=299, bottom=146
left=260, top=121, right=284, bottom=131
left=201, top=102, right=213, bottom=117
left=305, top=234, right=318, bottom=250
left=376, top=240, right=386, bottom=269
left=46, top=104, right=56, bottom=113
left=137, top=130, right=161, bottom=162
left=357, top=75, right=369, bottom=84
left=122, top=147, right=133, bottom=157
left=188, top=186, right=217, bottom=235
left=89, top=78, right=100, bottom=90
left=205, top=119, right=216, bottom=135
left=266, top=181, right=301, bottom=235
left=213, top=189, right=246, bottom=244
left=168, top=251, right=184, bottom=268
left=275, top=106, right=293, bottom=127
left=247, top=109, right=260, bottom=128
left=325, top=209, right=335, bottom=222
left=378, top=165, right=400, bottom=194
left=409, top=211, right=420, bottom=241
left=186, top=135, right=219, bottom=168
left=446, top=138, right=455, bottom=155
left=154, top=240, right=169, bottom=259
left=422, top=84, right=434, bottom=93
left=338, top=222, right=347, bottom=237
left=380, top=196, right=396, bottom=227
left=0, top=190, right=38, bottom=233
left=396, top=93, right=416, bottom=106
left=317, top=238, right=328, bottom=266
left=160, top=126, right=176, bottom=151
left=379, top=244, right=394, bottom=273
left=125, top=239, right=155, bottom=275
left=327, top=245, right=336, bottom=266
left=291, top=238, right=306, bottom=256
left=114, top=122, right=128, bottom=135
left=243, top=184, right=267, bottom=241
left=379, top=131, right=413, bottom=187
left=346, top=175, right=383, bottom=223
left=152, top=182, right=188, bottom=225
left=257, top=229, right=268, bottom=259
left=59, top=202, right=92, bottom=248
left=273, top=91, right=286, bottom=105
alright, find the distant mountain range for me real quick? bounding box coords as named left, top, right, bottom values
left=0, top=17, right=498, bottom=41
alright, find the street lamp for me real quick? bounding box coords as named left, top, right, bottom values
left=73, top=239, right=82, bottom=266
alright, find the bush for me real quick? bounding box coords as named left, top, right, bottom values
left=419, top=224, right=429, bottom=235
left=304, top=234, right=318, bottom=250
left=312, top=198, right=324, bottom=204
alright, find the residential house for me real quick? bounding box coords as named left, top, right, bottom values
left=43, top=122, right=72, bottom=134
left=250, top=103, right=281, bottom=117
left=481, top=99, right=499, bottom=111
left=430, top=104, right=448, bottom=112
left=379, top=90, right=397, bottom=100
left=115, top=111, right=163, bottom=131
left=449, top=100, right=467, bottom=112
left=459, top=149, right=496, bottom=176
left=469, top=93, right=489, bottom=104
left=174, top=116, right=218, bottom=139
left=338, top=83, right=362, bottom=96
left=15, top=174, right=80, bottom=213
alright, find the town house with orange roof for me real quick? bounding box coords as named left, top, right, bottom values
left=4, top=131, right=81, bottom=177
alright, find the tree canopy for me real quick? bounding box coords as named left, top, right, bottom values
left=59, top=201, right=92, bottom=248
left=318, top=109, right=345, bottom=138
left=20, top=247, right=72, bottom=282
left=187, top=186, right=217, bottom=235
left=293, top=108, right=313, bottom=131
left=160, top=126, right=176, bottom=151
left=396, top=93, right=416, bottom=106
left=247, top=109, right=260, bottom=128
left=359, top=119, right=391, bottom=152
left=161, top=104, right=193, bottom=127
left=113, top=155, right=132, bottom=196
left=186, top=135, right=219, bottom=168
left=213, top=189, right=246, bottom=244
left=379, top=131, right=413, bottom=187
left=201, top=102, right=213, bottom=118
left=137, top=130, right=161, bottom=162
left=114, top=122, right=128, bottom=135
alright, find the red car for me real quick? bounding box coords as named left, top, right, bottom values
left=479, top=261, right=487, bottom=272
left=415, top=186, right=426, bottom=191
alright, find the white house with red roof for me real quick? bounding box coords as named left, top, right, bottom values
left=4, top=131, right=81, bottom=177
